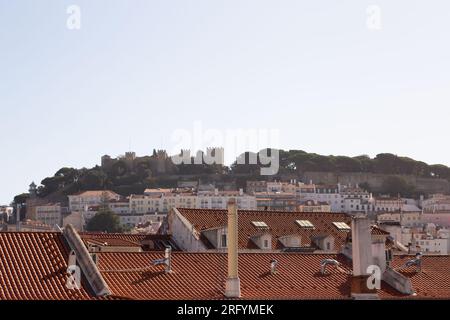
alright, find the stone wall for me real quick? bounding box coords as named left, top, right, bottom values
left=302, top=171, right=449, bottom=194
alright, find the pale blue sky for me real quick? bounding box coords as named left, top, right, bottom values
left=1, top=1, right=450, bottom=203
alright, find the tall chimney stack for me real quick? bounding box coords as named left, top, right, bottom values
left=351, top=214, right=378, bottom=299
left=225, top=198, right=241, bottom=298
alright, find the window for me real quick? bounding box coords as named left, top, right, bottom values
left=333, top=222, right=351, bottom=231
left=252, top=221, right=269, bottom=229
left=295, top=220, right=315, bottom=229
left=264, top=239, right=269, bottom=248
left=326, top=242, right=331, bottom=250
left=221, top=234, right=227, bottom=248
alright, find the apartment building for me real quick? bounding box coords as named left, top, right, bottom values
left=68, top=190, right=121, bottom=211
left=130, top=188, right=256, bottom=214
left=34, top=203, right=66, bottom=226
left=422, top=194, right=450, bottom=212
left=254, top=192, right=297, bottom=211
left=377, top=211, right=423, bottom=227
left=107, top=199, right=130, bottom=214
left=297, top=183, right=373, bottom=213
left=297, top=200, right=331, bottom=212
left=0, top=205, right=13, bottom=222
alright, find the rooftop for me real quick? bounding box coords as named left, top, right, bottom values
left=175, top=208, right=351, bottom=250
left=0, top=232, right=93, bottom=300
left=1, top=231, right=450, bottom=300
left=96, top=251, right=450, bottom=300
left=70, top=190, right=120, bottom=198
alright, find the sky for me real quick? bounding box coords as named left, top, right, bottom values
left=1, top=1, right=450, bottom=204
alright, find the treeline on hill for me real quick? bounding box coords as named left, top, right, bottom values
left=13, top=150, right=450, bottom=205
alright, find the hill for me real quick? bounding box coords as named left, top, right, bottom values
left=13, top=149, right=450, bottom=206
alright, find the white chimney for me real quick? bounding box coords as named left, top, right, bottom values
left=239, top=188, right=243, bottom=196
left=351, top=215, right=378, bottom=299
left=214, top=188, right=219, bottom=196
left=225, top=198, right=241, bottom=298
left=68, top=250, right=77, bottom=266
left=352, top=215, right=373, bottom=276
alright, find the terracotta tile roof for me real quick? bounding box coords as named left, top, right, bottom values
left=0, top=232, right=93, bottom=300
left=71, top=190, right=120, bottom=198
left=175, top=208, right=351, bottom=250
left=97, top=251, right=353, bottom=300
left=83, top=238, right=142, bottom=247
left=380, top=255, right=450, bottom=299
left=97, top=250, right=450, bottom=300
left=2, top=231, right=450, bottom=300
left=371, top=225, right=390, bottom=235
left=79, top=233, right=179, bottom=250
left=79, top=232, right=147, bottom=244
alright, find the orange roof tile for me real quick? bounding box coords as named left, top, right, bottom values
left=97, top=251, right=353, bottom=300
left=371, top=225, right=390, bottom=235
left=175, top=208, right=351, bottom=250
left=0, top=232, right=93, bottom=300
left=2, top=232, right=450, bottom=300
left=79, top=233, right=179, bottom=250
left=380, top=255, right=450, bottom=299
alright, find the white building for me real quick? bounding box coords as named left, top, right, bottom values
left=130, top=188, right=256, bottom=214
left=0, top=206, right=13, bottom=222
left=377, top=211, right=423, bottom=228
left=68, top=190, right=121, bottom=211
left=297, top=183, right=372, bottom=213
left=119, top=213, right=165, bottom=229
left=35, top=203, right=66, bottom=227
left=379, top=222, right=450, bottom=255
left=108, top=200, right=130, bottom=215
left=422, top=194, right=450, bottom=212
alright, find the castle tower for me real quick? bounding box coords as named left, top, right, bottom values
left=29, top=182, right=37, bottom=198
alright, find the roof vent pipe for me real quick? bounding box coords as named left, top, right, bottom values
left=270, top=259, right=278, bottom=275
left=152, top=246, right=172, bottom=273
left=403, top=252, right=423, bottom=272
left=320, top=259, right=340, bottom=275
left=164, top=246, right=172, bottom=273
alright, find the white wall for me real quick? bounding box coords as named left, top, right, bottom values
left=169, top=209, right=207, bottom=252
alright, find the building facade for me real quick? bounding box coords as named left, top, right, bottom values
left=68, top=190, right=122, bottom=211
left=130, top=188, right=256, bottom=214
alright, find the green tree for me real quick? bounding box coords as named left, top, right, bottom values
left=79, top=169, right=107, bottom=189
left=85, top=210, right=122, bottom=233
left=359, top=182, right=371, bottom=192
left=85, top=192, right=123, bottom=232
left=381, top=176, right=415, bottom=197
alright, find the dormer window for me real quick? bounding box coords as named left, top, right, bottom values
left=333, top=222, right=351, bottom=231
left=295, top=220, right=315, bottom=229
left=252, top=221, right=269, bottom=229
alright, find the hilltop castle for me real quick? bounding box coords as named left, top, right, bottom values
left=101, top=150, right=175, bottom=175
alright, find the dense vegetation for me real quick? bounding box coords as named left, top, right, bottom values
left=14, top=150, right=450, bottom=204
